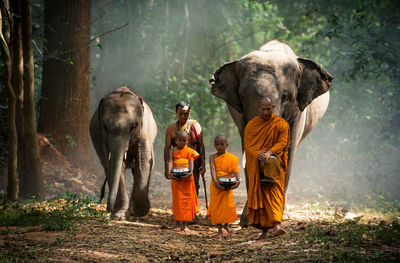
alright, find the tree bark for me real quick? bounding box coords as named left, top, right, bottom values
left=163, top=0, right=170, bottom=91
left=38, top=0, right=94, bottom=170
left=9, top=0, right=24, bottom=188
left=178, top=0, right=189, bottom=89
left=0, top=0, right=18, bottom=200
left=20, top=0, right=44, bottom=199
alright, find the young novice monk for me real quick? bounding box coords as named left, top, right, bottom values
left=166, top=131, right=199, bottom=232
left=207, top=135, right=240, bottom=239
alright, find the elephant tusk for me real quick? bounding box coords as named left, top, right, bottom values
left=124, top=152, right=127, bottom=160
left=209, top=77, right=215, bottom=85
left=108, top=152, right=111, bottom=161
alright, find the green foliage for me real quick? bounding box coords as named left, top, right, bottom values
left=278, top=0, right=400, bottom=203
left=65, top=134, right=77, bottom=147
left=0, top=192, right=107, bottom=231
left=0, top=0, right=398, bottom=205
left=307, top=220, right=399, bottom=245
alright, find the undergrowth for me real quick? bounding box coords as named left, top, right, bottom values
left=0, top=191, right=107, bottom=231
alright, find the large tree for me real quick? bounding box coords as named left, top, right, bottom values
left=20, top=0, right=44, bottom=198
left=38, top=0, right=93, bottom=169
left=0, top=0, right=18, bottom=200
left=1, top=0, right=44, bottom=199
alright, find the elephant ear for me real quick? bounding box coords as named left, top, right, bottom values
left=97, top=98, right=105, bottom=124
left=297, top=58, right=334, bottom=111
left=138, top=97, right=144, bottom=110
left=210, top=60, right=243, bottom=113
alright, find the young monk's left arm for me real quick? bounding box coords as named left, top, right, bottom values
left=167, top=148, right=176, bottom=180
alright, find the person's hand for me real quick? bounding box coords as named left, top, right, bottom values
left=231, top=180, right=240, bottom=189
left=170, top=173, right=182, bottom=181
left=172, top=175, right=180, bottom=181
left=181, top=172, right=192, bottom=180
left=258, top=152, right=267, bottom=167
left=199, top=164, right=206, bottom=175
left=165, top=171, right=172, bottom=180
left=214, top=180, right=224, bottom=190
left=258, top=151, right=272, bottom=167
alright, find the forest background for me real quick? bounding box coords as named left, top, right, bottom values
left=0, top=0, right=399, bottom=208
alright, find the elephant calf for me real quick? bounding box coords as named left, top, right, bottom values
left=90, top=86, right=157, bottom=220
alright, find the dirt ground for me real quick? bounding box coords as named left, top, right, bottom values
left=1, top=193, right=399, bottom=262
left=0, top=136, right=399, bottom=262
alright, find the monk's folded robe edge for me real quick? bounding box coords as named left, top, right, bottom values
left=259, top=156, right=281, bottom=186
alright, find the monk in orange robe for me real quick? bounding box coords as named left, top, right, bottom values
left=244, top=97, right=290, bottom=239
left=166, top=131, right=199, bottom=232
left=207, top=136, right=240, bottom=239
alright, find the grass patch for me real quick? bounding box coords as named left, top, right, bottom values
left=303, top=218, right=400, bottom=261
left=0, top=191, right=107, bottom=231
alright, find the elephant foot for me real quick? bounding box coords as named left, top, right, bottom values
left=111, top=210, right=127, bottom=221
left=128, top=209, right=149, bottom=217
left=128, top=204, right=150, bottom=217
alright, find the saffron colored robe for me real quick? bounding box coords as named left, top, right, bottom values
left=244, top=115, right=290, bottom=228
left=171, top=146, right=199, bottom=221
left=206, top=152, right=239, bottom=225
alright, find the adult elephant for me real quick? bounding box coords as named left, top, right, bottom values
left=90, top=86, right=157, bottom=220
left=210, top=40, right=333, bottom=227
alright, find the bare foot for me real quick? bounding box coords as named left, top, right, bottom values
left=216, top=232, right=223, bottom=240
left=224, top=225, right=233, bottom=236
left=256, top=230, right=269, bottom=240
left=273, top=228, right=286, bottom=237
left=182, top=226, right=190, bottom=232
left=173, top=227, right=181, bottom=232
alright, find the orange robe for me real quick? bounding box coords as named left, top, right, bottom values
left=244, top=115, right=290, bottom=229
left=206, top=152, right=239, bottom=225
left=171, top=146, right=199, bottom=221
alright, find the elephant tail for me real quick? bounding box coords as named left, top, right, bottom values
left=99, top=177, right=107, bottom=203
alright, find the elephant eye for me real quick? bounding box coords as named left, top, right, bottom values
left=281, top=91, right=289, bottom=102
left=130, top=123, right=137, bottom=132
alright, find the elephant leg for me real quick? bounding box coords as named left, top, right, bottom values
left=101, top=166, right=109, bottom=208
left=109, top=167, right=129, bottom=220
left=129, top=142, right=152, bottom=217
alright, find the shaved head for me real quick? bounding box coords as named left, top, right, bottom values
left=176, top=130, right=189, bottom=140
left=214, top=135, right=228, bottom=144
left=259, top=96, right=274, bottom=105
left=258, top=96, right=275, bottom=120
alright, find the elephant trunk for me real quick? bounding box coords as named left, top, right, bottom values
left=107, top=136, right=128, bottom=213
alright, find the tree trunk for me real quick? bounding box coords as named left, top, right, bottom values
left=178, top=0, right=189, bottom=89
left=0, top=0, right=18, bottom=200
left=19, top=0, right=44, bottom=199
left=164, top=0, right=169, bottom=91
left=9, top=0, right=25, bottom=193
left=38, top=0, right=94, bottom=170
